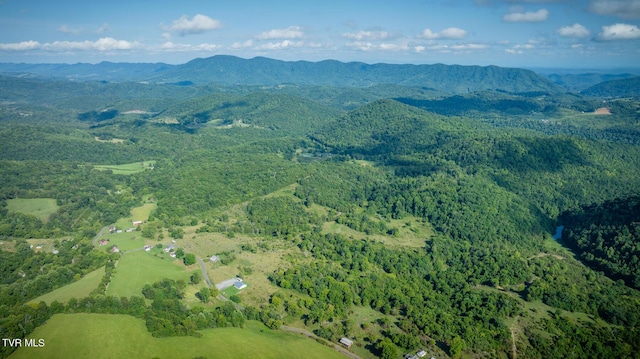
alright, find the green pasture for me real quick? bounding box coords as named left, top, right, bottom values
left=98, top=231, right=146, bottom=252
left=6, top=198, right=58, bottom=222
left=131, top=203, right=156, bottom=222
left=93, top=160, right=155, bottom=175
left=29, top=267, right=105, bottom=305
left=107, top=250, right=193, bottom=298
left=10, top=314, right=344, bottom=359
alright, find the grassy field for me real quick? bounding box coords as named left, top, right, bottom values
left=93, top=160, right=156, bottom=175
left=321, top=216, right=432, bottom=248
left=98, top=231, right=146, bottom=252
left=107, top=250, right=195, bottom=298
left=29, top=267, right=105, bottom=305
left=10, top=314, right=345, bottom=359
left=6, top=198, right=58, bottom=222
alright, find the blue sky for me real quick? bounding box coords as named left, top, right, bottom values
left=0, top=0, right=639, bottom=68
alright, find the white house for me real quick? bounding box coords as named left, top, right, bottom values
left=234, top=281, right=247, bottom=290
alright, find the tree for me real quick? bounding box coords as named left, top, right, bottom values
left=183, top=253, right=196, bottom=266
left=190, top=271, right=202, bottom=285
left=197, top=287, right=211, bottom=302
left=377, top=338, right=398, bottom=359
left=449, top=336, right=466, bottom=359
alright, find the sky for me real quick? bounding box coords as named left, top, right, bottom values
left=0, top=0, right=639, bottom=69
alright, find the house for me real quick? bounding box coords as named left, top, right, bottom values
left=109, top=225, right=116, bottom=233
left=339, top=337, right=353, bottom=348
left=209, top=255, right=220, bottom=263
left=99, top=239, right=109, bottom=246
left=143, top=245, right=151, bottom=252
left=111, top=246, right=120, bottom=253
left=170, top=252, right=177, bottom=258
left=164, top=244, right=175, bottom=253
left=234, top=281, right=247, bottom=290
left=126, top=228, right=135, bottom=233
left=133, top=220, right=143, bottom=226
left=116, top=229, right=123, bottom=233
left=416, top=350, right=427, bottom=358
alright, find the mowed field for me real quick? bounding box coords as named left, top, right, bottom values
left=107, top=250, right=195, bottom=298
left=93, top=160, right=156, bottom=175
left=6, top=198, right=58, bottom=222
left=9, top=314, right=345, bottom=359
left=29, top=267, right=105, bottom=305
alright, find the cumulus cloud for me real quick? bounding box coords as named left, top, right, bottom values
left=256, top=26, right=304, bottom=40
left=255, top=40, right=304, bottom=50
left=166, top=14, right=222, bottom=36
left=0, top=40, right=41, bottom=51
left=557, top=23, right=591, bottom=37
left=588, top=0, right=640, bottom=19
left=159, top=41, right=221, bottom=52
left=231, top=40, right=254, bottom=49
left=342, top=30, right=395, bottom=41
left=419, top=27, right=468, bottom=39
left=0, top=37, right=138, bottom=52
left=596, top=23, right=640, bottom=40
left=503, top=8, right=549, bottom=22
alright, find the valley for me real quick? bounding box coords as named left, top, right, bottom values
left=1, top=56, right=640, bottom=359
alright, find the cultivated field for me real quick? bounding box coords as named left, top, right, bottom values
left=29, top=267, right=105, bottom=305
left=6, top=198, right=58, bottom=222
left=10, top=314, right=345, bottom=359
left=107, top=250, right=195, bottom=298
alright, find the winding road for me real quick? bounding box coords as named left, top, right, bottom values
left=196, top=257, right=213, bottom=288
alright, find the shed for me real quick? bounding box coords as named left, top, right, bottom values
left=339, top=337, right=353, bottom=348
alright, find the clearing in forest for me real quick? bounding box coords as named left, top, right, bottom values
left=93, top=160, right=156, bottom=175
left=6, top=198, right=58, bottom=222
left=107, top=250, right=194, bottom=298
left=29, top=266, right=105, bottom=305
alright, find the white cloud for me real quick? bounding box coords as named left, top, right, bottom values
left=557, top=23, right=591, bottom=37
left=0, top=37, right=139, bottom=52
left=0, top=40, right=41, bottom=51
left=503, top=8, right=549, bottom=22
left=159, top=41, right=221, bottom=52
left=588, top=0, right=640, bottom=19
left=231, top=40, right=254, bottom=49
left=255, top=40, right=304, bottom=50
left=419, top=27, right=468, bottom=40
left=342, top=30, right=394, bottom=41
left=166, top=14, right=222, bottom=36
left=596, top=23, right=640, bottom=40
left=57, top=25, right=82, bottom=35
left=256, top=26, right=304, bottom=40
left=92, top=37, right=137, bottom=51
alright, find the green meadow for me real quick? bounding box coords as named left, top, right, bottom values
left=6, top=198, right=58, bottom=222
left=29, top=267, right=105, bottom=305
left=107, top=250, right=193, bottom=298
left=93, top=160, right=155, bottom=175
left=10, top=314, right=344, bottom=359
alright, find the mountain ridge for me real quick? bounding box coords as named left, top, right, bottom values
left=0, top=55, right=562, bottom=94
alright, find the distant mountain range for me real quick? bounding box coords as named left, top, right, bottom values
left=0, top=55, right=562, bottom=95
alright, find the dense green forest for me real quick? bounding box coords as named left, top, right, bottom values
left=1, top=63, right=640, bottom=359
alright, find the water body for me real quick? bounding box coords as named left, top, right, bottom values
left=552, top=225, right=564, bottom=240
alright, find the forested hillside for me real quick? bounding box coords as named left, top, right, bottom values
left=1, top=59, right=640, bottom=359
